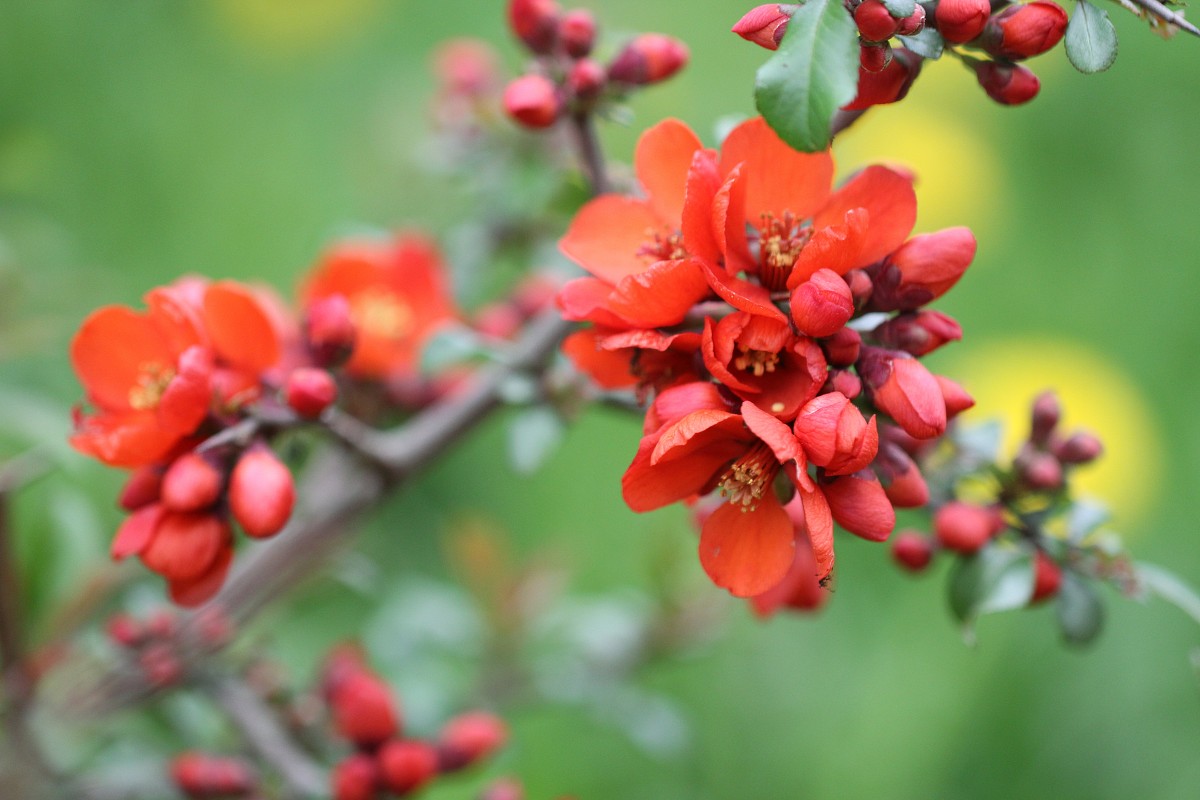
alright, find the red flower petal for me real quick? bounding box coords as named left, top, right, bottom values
left=602, top=258, right=711, bottom=328
left=680, top=150, right=723, bottom=263
left=70, top=410, right=182, bottom=468
left=813, top=166, right=916, bottom=269
left=203, top=282, right=282, bottom=374
left=622, top=423, right=745, bottom=512
left=719, top=117, right=834, bottom=222
left=699, top=497, right=795, bottom=596
left=112, top=503, right=164, bottom=560
left=559, top=195, right=664, bottom=285
left=71, top=306, right=179, bottom=413
left=788, top=209, right=871, bottom=286
left=561, top=329, right=636, bottom=389
left=697, top=260, right=787, bottom=323
left=140, top=512, right=231, bottom=582
left=741, top=401, right=804, bottom=465
left=634, top=118, right=705, bottom=225
left=168, top=546, right=233, bottom=608
left=823, top=473, right=895, bottom=541
left=156, top=346, right=213, bottom=434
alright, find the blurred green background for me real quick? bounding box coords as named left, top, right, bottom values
left=1, top=1, right=1199, bottom=798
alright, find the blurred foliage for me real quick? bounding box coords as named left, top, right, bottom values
left=1, top=1, right=1199, bottom=798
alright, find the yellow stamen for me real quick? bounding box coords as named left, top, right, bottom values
left=734, top=345, right=780, bottom=377
left=718, top=441, right=780, bottom=512
left=128, top=362, right=176, bottom=410
left=352, top=289, right=413, bottom=341
left=637, top=227, right=688, bottom=263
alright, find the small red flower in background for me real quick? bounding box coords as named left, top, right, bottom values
left=299, top=235, right=458, bottom=380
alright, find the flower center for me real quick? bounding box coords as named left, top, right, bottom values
left=352, top=289, right=413, bottom=342
left=638, top=227, right=688, bottom=263
left=757, top=212, right=811, bottom=292
left=733, top=345, right=780, bottom=377
left=718, top=441, right=780, bottom=511
left=128, top=362, right=176, bottom=410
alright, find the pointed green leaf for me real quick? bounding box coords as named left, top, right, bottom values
left=1065, top=0, right=1119, bottom=74
left=881, top=0, right=916, bottom=18
left=1056, top=571, right=1105, bottom=645
left=754, top=0, right=860, bottom=152
left=897, top=28, right=945, bottom=60
left=948, top=546, right=1036, bottom=628
left=1135, top=562, right=1200, bottom=627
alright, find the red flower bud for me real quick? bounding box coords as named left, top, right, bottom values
left=438, top=711, right=509, bottom=771
left=608, top=34, right=689, bottom=86
left=304, top=294, right=357, bottom=369
left=973, top=60, right=1040, bottom=105
left=559, top=9, right=597, bottom=57
left=286, top=367, right=338, bottom=419
left=935, top=0, right=991, bottom=43
left=161, top=453, right=223, bottom=513
left=139, top=641, right=183, bottom=687
left=892, top=531, right=935, bottom=572
left=845, top=268, right=874, bottom=306
left=171, top=752, right=256, bottom=798
left=1031, top=551, right=1063, bottom=603
left=106, top=614, right=145, bottom=648
left=507, top=0, right=559, bottom=55
left=141, top=511, right=231, bottom=583
left=567, top=58, right=607, bottom=104
left=935, top=375, right=975, bottom=419
left=883, top=459, right=930, bottom=507
left=874, top=227, right=977, bottom=310
left=331, top=672, right=401, bottom=747
left=1016, top=448, right=1063, bottom=490
left=897, top=4, right=926, bottom=35
left=855, top=0, right=901, bottom=42
left=320, top=642, right=370, bottom=702
left=1030, top=391, right=1061, bottom=445
left=790, top=269, right=854, bottom=338
left=823, top=327, right=861, bottom=367
left=503, top=74, right=562, bottom=129
left=795, top=393, right=879, bottom=476
left=859, top=41, right=894, bottom=73
left=828, top=369, right=863, bottom=400
left=874, top=310, right=963, bottom=357
left=378, top=740, right=439, bottom=794
left=861, top=349, right=947, bottom=440
left=934, top=501, right=1002, bottom=553
left=228, top=446, right=295, bottom=539
left=732, top=4, right=792, bottom=50
left=843, top=48, right=921, bottom=110
left=1055, top=431, right=1103, bottom=464
left=119, top=466, right=162, bottom=511
left=480, top=777, right=526, bottom=800
left=821, top=472, right=895, bottom=541
left=984, top=1, right=1068, bottom=59
left=332, top=754, right=380, bottom=800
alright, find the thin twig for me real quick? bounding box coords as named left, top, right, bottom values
left=569, top=111, right=611, bottom=195
left=1124, top=0, right=1200, bottom=37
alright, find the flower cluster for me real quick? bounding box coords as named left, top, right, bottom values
left=735, top=0, right=1068, bottom=108
left=503, top=0, right=688, bottom=129
left=323, top=645, right=509, bottom=800
left=70, top=236, right=459, bottom=605
left=557, top=116, right=976, bottom=606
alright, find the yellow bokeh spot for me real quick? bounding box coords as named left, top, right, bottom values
left=833, top=64, right=1005, bottom=237
left=944, top=338, right=1162, bottom=529
left=212, top=0, right=382, bottom=56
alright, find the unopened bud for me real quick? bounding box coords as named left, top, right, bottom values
left=877, top=444, right=930, bottom=507
left=983, top=1, right=1068, bottom=59
left=974, top=60, right=1040, bottom=106
left=843, top=48, right=921, bottom=110
left=1016, top=447, right=1063, bottom=490
left=821, top=472, right=895, bottom=542
left=732, top=4, right=792, bottom=50
left=378, top=740, right=439, bottom=794
left=171, top=752, right=257, bottom=798
left=844, top=268, right=874, bottom=306
left=1055, top=431, right=1103, bottom=464
left=304, top=294, right=357, bottom=369
left=934, top=501, right=1002, bottom=554
left=608, top=34, right=689, bottom=86
left=891, top=531, right=935, bottom=572
left=503, top=74, right=562, bottom=129
left=228, top=446, right=295, bottom=539
left=139, top=642, right=183, bottom=687
left=935, top=375, right=975, bottom=419
left=935, top=0, right=992, bottom=43
left=828, top=369, right=863, bottom=400
left=559, top=9, right=597, bottom=57
left=567, top=58, right=607, bottom=104
left=854, top=0, right=901, bottom=42
left=823, top=326, right=861, bottom=367
left=141, top=511, right=230, bottom=582
left=790, top=269, right=854, bottom=338
left=106, top=614, right=145, bottom=649
left=286, top=367, right=338, bottom=419
left=161, top=453, right=223, bottom=513
left=332, top=672, right=401, bottom=747
left=331, top=754, right=379, bottom=800
left=859, top=41, right=893, bottom=73
left=1031, top=551, right=1063, bottom=603
left=1030, top=391, right=1061, bottom=445
left=874, top=310, right=963, bottom=357
left=507, top=0, right=559, bottom=55
left=119, top=466, right=162, bottom=511
left=874, top=227, right=977, bottom=311
left=897, top=4, right=926, bottom=35
left=438, top=712, right=509, bottom=771
left=860, top=348, right=947, bottom=440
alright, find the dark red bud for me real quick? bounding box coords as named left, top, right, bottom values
left=860, top=41, right=894, bottom=73
left=934, top=501, right=1002, bottom=554
left=378, top=739, right=439, bottom=794
left=1030, top=391, right=1061, bottom=445
left=1031, top=551, right=1063, bottom=603
left=891, top=530, right=935, bottom=572
left=304, top=294, right=357, bottom=369
left=823, top=327, right=861, bottom=367
left=503, top=74, right=562, bottom=129
left=508, top=0, right=560, bottom=55
left=897, top=4, right=926, bottom=35
left=1055, top=432, right=1103, bottom=464
left=843, top=48, right=922, bottom=111
left=285, top=367, right=338, bottom=419
left=139, top=642, right=183, bottom=687
left=973, top=60, right=1040, bottom=105
left=559, top=9, right=597, bottom=57
left=332, top=673, right=401, bottom=747
left=874, top=310, right=963, bottom=357
left=854, top=0, right=901, bottom=42
left=332, top=754, right=380, bottom=800
left=228, top=446, right=295, bottom=539
left=171, top=753, right=257, bottom=798
left=608, top=34, right=689, bottom=85
left=567, top=58, right=607, bottom=104
left=732, top=4, right=792, bottom=50
left=1016, top=448, right=1063, bottom=490
left=106, top=614, right=145, bottom=648
left=161, top=453, right=223, bottom=513
left=844, top=268, right=874, bottom=306
left=935, top=0, right=991, bottom=43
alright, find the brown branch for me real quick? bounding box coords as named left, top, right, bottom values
left=1124, top=0, right=1200, bottom=37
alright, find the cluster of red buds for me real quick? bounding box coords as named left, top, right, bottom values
left=503, top=0, right=689, bottom=129
left=323, top=645, right=509, bottom=800
left=170, top=752, right=259, bottom=799
left=556, top=115, right=976, bottom=609
left=70, top=235, right=460, bottom=606
left=892, top=391, right=1104, bottom=607
left=734, top=0, right=1068, bottom=108
left=105, top=606, right=233, bottom=687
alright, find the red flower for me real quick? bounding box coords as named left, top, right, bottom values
left=748, top=490, right=835, bottom=617
left=299, top=235, right=458, bottom=379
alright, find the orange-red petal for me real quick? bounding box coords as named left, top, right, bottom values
left=203, top=282, right=282, bottom=374
left=70, top=410, right=182, bottom=468
left=719, top=117, right=835, bottom=222
left=561, top=329, right=637, bottom=390
left=699, top=497, right=795, bottom=597
left=602, top=258, right=711, bottom=328
left=813, top=166, right=916, bottom=268
left=635, top=118, right=706, bottom=225
left=71, top=307, right=179, bottom=412
left=559, top=195, right=664, bottom=284
left=168, top=546, right=233, bottom=608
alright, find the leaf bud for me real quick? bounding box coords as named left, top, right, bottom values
left=437, top=711, right=510, bottom=771
left=285, top=367, right=338, bottom=419
left=934, top=501, right=1002, bottom=554
left=608, top=34, right=690, bottom=86
left=228, top=446, right=295, bottom=539
left=982, top=1, right=1068, bottom=59
left=378, top=739, right=439, bottom=794
left=161, top=453, right=223, bottom=513
left=503, top=74, right=563, bottom=129
left=934, top=0, right=991, bottom=44
left=854, top=0, right=901, bottom=42
left=973, top=60, right=1040, bottom=105
left=790, top=268, right=854, bottom=337
left=507, top=0, right=560, bottom=55
left=558, top=9, right=597, bottom=58
left=732, top=4, right=792, bottom=50
left=891, top=530, right=935, bottom=572
left=303, top=293, right=358, bottom=369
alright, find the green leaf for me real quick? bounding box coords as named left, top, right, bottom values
left=419, top=324, right=487, bottom=375
left=948, top=546, right=1036, bottom=637
left=1065, top=0, right=1119, bottom=74
left=881, top=0, right=917, bottom=19
left=1065, top=498, right=1110, bottom=543
left=508, top=407, right=564, bottom=475
left=1056, top=571, right=1105, bottom=645
left=1135, top=562, right=1200, bottom=627
left=897, top=28, right=945, bottom=61
left=754, top=0, right=860, bottom=152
